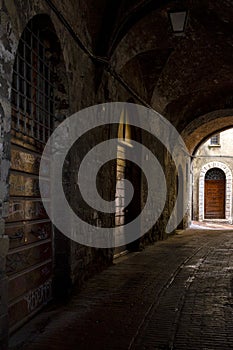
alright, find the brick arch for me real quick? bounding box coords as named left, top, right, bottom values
left=181, top=110, right=233, bottom=154
left=199, top=162, right=232, bottom=222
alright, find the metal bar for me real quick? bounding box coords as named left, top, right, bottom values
left=16, top=56, right=20, bottom=131
left=23, top=41, right=27, bottom=134
left=11, top=24, right=55, bottom=143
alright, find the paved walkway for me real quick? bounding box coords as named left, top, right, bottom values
left=191, top=220, right=233, bottom=230
left=10, top=228, right=233, bottom=350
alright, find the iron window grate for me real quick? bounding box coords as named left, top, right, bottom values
left=205, top=168, right=225, bottom=180
left=11, top=22, right=55, bottom=144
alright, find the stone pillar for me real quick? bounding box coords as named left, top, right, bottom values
left=0, top=235, right=9, bottom=350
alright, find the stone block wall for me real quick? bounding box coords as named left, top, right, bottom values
left=0, top=1, right=181, bottom=346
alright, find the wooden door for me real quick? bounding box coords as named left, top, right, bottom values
left=204, top=179, right=225, bottom=219
left=6, top=20, right=54, bottom=332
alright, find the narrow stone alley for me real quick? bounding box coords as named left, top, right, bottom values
left=10, top=228, right=233, bottom=350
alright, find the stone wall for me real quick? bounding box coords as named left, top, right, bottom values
left=0, top=1, right=181, bottom=347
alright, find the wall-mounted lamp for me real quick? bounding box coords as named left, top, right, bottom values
left=168, top=10, right=188, bottom=35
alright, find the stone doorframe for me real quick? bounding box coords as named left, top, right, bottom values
left=199, top=162, right=232, bottom=223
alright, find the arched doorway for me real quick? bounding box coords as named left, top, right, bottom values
left=6, top=15, right=69, bottom=332
left=198, top=162, right=232, bottom=223
left=204, top=168, right=225, bottom=219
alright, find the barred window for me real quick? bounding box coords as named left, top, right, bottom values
left=205, top=168, right=225, bottom=180
left=11, top=20, right=55, bottom=145
left=210, top=134, right=220, bottom=146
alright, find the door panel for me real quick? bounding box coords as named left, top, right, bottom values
left=8, top=262, right=52, bottom=330
left=7, top=19, right=54, bottom=332
left=6, top=143, right=53, bottom=332
left=204, top=179, right=225, bottom=219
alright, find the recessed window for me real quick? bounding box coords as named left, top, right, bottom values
left=210, top=134, right=220, bottom=146
left=11, top=21, right=55, bottom=145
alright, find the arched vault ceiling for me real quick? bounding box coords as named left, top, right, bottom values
left=103, top=0, right=233, bottom=119
left=111, top=8, right=173, bottom=71
left=75, top=0, right=233, bottom=138
left=181, top=110, right=233, bottom=154
left=86, top=0, right=174, bottom=56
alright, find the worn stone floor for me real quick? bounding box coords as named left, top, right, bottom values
left=10, top=228, right=233, bottom=350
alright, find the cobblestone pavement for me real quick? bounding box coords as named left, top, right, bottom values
left=10, top=228, right=233, bottom=350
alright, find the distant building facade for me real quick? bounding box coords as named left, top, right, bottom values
left=192, top=129, right=233, bottom=223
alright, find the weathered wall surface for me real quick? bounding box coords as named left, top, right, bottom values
left=0, top=1, right=181, bottom=347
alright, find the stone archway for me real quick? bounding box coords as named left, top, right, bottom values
left=199, top=162, right=232, bottom=222
left=6, top=14, right=70, bottom=332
